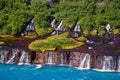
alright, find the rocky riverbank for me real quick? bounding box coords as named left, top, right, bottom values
left=0, top=32, right=120, bottom=71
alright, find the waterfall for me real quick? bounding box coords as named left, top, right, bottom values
left=26, top=19, right=35, bottom=31
left=6, top=50, right=17, bottom=64
left=74, top=24, right=81, bottom=32
left=0, top=51, right=4, bottom=63
left=18, top=51, right=26, bottom=65
left=47, top=51, right=53, bottom=64
left=69, top=60, right=72, bottom=66
left=118, top=56, right=120, bottom=71
left=64, top=54, right=67, bottom=64
left=56, top=21, right=63, bottom=31
left=79, top=54, right=91, bottom=69
left=105, top=24, right=112, bottom=32
left=60, top=53, right=64, bottom=65
left=25, top=52, right=29, bottom=65
left=102, top=56, right=114, bottom=71
left=50, top=19, right=56, bottom=28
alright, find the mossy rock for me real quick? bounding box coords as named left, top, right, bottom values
left=29, top=33, right=84, bottom=52
left=0, top=41, right=4, bottom=45
left=36, top=27, right=53, bottom=37
left=113, top=29, right=119, bottom=34
left=25, top=32, right=37, bottom=39
left=77, top=37, right=87, bottom=42
left=98, top=30, right=105, bottom=36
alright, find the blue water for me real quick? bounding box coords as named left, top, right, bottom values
left=0, top=64, right=120, bottom=80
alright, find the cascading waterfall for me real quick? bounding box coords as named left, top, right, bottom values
left=79, top=54, right=91, bottom=69
left=69, top=60, right=72, bottom=66
left=51, top=21, right=63, bottom=35
left=64, top=54, right=67, bottom=64
left=118, top=56, right=120, bottom=71
left=74, top=23, right=81, bottom=32
left=0, top=51, right=4, bottom=63
left=60, top=53, right=64, bottom=65
left=56, top=21, right=63, bottom=31
left=25, top=52, right=29, bottom=65
left=6, top=50, right=17, bottom=64
left=47, top=51, right=53, bottom=64
left=50, top=19, right=56, bottom=28
left=105, top=24, right=111, bottom=32
left=102, top=56, right=114, bottom=71
left=18, top=51, right=26, bottom=65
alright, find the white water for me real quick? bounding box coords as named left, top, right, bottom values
left=64, top=54, right=67, bottom=63
left=102, top=56, right=114, bottom=71
left=118, top=56, right=120, bottom=71
left=35, top=64, right=42, bottom=69
left=18, top=51, right=26, bottom=65
left=25, top=52, right=29, bottom=65
left=69, top=60, right=72, bottom=66
left=26, top=25, right=35, bottom=31
left=26, top=19, right=35, bottom=31
left=79, top=54, right=91, bottom=69
left=51, top=21, right=63, bottom=35
left=6, top=50, right=17, bottom=64
left=60, top=53, right=64, bottom=65
left=74, top=24, right=81, bottom=32
left=56, top=21, right=63, bottom=31
left=50, top=19, right=56, bottom=28
left=47, top=51, right=53, bottom=64
left=0, top=51, right=4, bottom=63
left=105, top=24, right=112, bottom=32
left=31, top=19, right=34, bottom=23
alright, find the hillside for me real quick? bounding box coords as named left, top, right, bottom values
left=0, top=0, right=120, bottom=36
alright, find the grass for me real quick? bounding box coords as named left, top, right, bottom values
left=77, top=36, right=87, bottom=42
left=29, top=32, right=84, bottom=52
left=0, top=35, right=14, bottom=38
left=25, top=32, right=37, bottom=39
left=113, top=29, right=119, bottom=34
left=0, top=41, right=4, bottom=45
left=36, top=27, right=53, bottom=37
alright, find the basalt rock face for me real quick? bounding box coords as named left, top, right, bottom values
left=0, top=48, right=31, bottom=65
left=1, top=48, right=120, bottom=71
left=32, top=51, right=69, bottom=65
left=30, top=50, right=120, bottom=71
left=32, top=52, right=45, bottom=64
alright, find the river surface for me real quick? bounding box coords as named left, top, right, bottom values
left=0, top=64, right=120, bottom=80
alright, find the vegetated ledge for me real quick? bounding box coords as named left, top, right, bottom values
left=29, top=32, right=84, bottom=52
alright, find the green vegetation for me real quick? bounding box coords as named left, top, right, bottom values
left=25, top=32, right=37, bottom=38
left=29, top=32, right=84, bottom=52
left=113, top=29, right=119, bottom=34
left=0, top=41, right=4, bottom=45
left=0, top=0, right=120, bottom=37
left=77, top=36, right=87, bottom=42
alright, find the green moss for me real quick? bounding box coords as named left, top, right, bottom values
left=25, top=32, right=37, bottom=39
left=29, top=33, right=84, bottom=52
left=36, top=27, right=53, bottom=37
left=0, top=41, right=4, bottom=44
left=113, top=29, right=119, bottom=34
left=98, top=30, right=105, bottom=36
left=78, top=37, right=87, bottom=42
